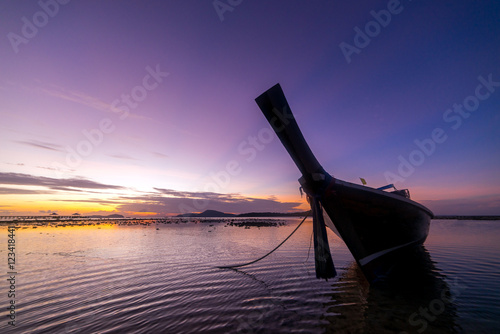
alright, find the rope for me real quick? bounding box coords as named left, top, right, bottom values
left=304, top=229, right=314, bottom=264
left=217, top=212, right=310, bottom=269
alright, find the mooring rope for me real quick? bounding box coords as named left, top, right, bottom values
left=217, top=212, right=310, bottom=269
left=304, top=229, right=314, bottom=264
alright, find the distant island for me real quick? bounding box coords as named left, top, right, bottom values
left=2, top=212, right=499, bottom=222
left=89, top=214, right=125, bottom=219
left=177, top=210, right=235, bottom=218
left=177, top=210, right=500, bottom=220
left=176, top=209, right=311, bottom=218
left=433, top=215, right=500, bottom=220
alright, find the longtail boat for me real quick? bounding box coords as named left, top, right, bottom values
left=255, top=83, right=433, bottom=283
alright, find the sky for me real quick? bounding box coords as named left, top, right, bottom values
left=0, top=0, right=499, bottom=217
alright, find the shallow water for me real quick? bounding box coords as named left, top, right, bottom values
left=0, top=219, right=499, bottom=333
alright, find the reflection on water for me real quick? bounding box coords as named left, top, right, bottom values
left=325, top=246, right=461, bottom=333
left=0, top=219, right=498, bottom=333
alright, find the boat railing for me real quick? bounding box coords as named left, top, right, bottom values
left=391, top=189, right=410, bottom=199
left=377, top=183, right=396, bottom=191
left=376, top=183, right=411, bottom=199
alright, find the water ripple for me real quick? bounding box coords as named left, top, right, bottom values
left=1, top=220, right=499, bottom=333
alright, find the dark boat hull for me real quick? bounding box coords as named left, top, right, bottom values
left=321, top=179, right=432, bottom=282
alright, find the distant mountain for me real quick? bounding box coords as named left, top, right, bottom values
left=88, top=214, right=125, bottom=219
left=177, top=210, right=236, bottom=218
left=107, top=214, right=125, bottom=218
left=236, top=211, right=311, bottom=217
left=434, top=215, right=500, bottom=220
left=177, top=210, right=311, bottom=218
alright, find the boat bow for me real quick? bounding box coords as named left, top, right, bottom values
left=256, top=83, right=337, bottom=279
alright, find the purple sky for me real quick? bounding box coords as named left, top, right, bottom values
left=1, top=0, right=499, bottom=216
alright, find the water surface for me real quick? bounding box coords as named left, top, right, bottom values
left=1, top=218, right=499, bottom=333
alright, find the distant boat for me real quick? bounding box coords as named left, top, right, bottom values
left=255, top=84, right=433, bottom=283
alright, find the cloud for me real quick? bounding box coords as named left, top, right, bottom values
left=13, top=81, right=138, bottom=118
left=107, top=154, right=139, bottom=160
left=38, top=84, right=115, bottom=114
left=0, top=174, right=302, bottom=216
left=117, top=188, right=302, bottom=215
left=36, top=166, right=61, bottom=171
left=0, top=187, right=50, bottom=195
left=153, top=188, right=254, bottom=202
left=33, top=83, right=150, bottom=120
left=49, top=186, right=84, bottom=192
left=36, top=165, right=76, bottom=173
left=154, top=187, right=202, bottom=198
left=152, top=151, right=169, bottom=159
left=50, top=198, right=120, bottom=206
left=14, top=139, right=64, bottom=152
left=0, top=172, right=124, bottom=191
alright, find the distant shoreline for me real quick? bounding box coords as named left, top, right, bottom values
left=433, top=215, right=500, bottom=220
left=1, top=212, right=499, bottom=224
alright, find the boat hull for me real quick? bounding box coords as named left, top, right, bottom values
left=321, top=179, right=432, bottom=282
